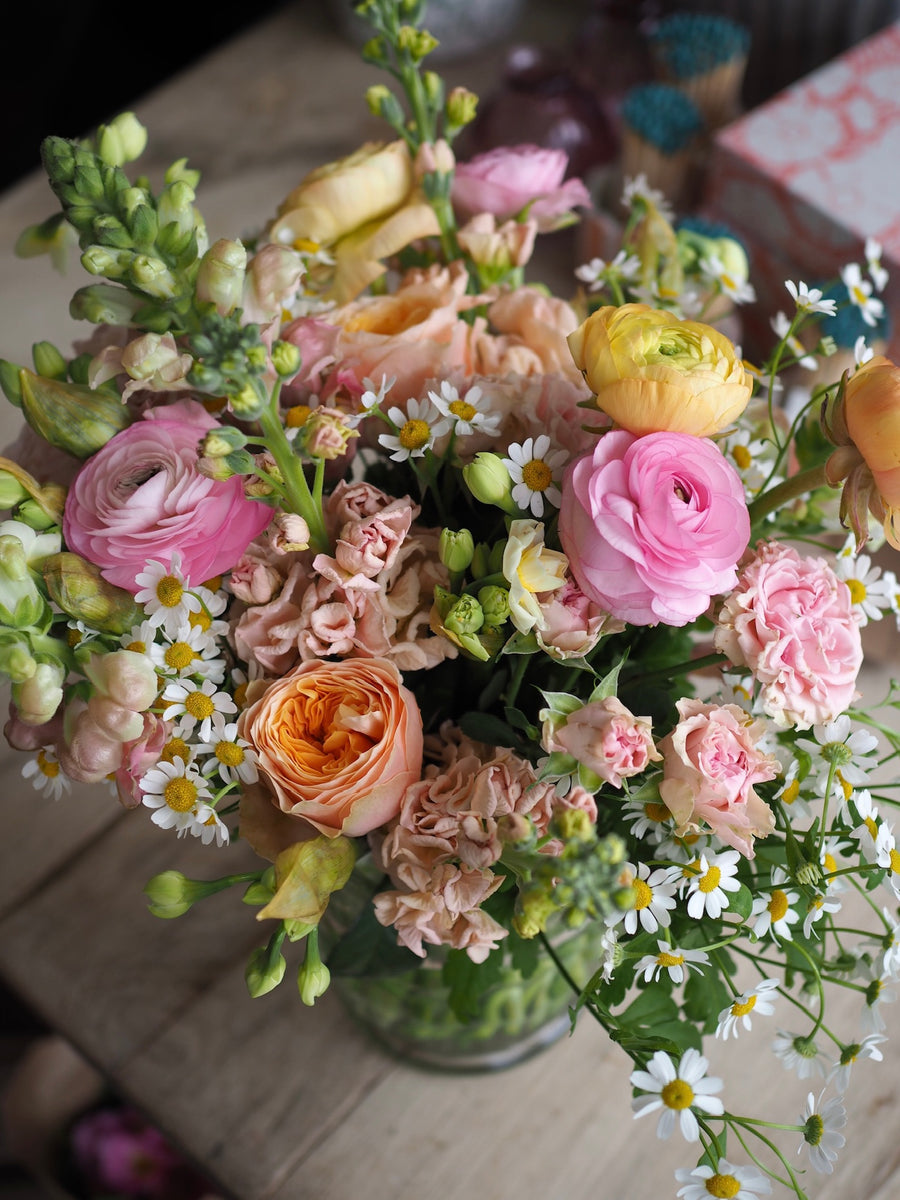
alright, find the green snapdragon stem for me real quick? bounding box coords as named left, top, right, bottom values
left=257, top=404, right=330, bottom=553
left=746, top=463, right=832, bottom=528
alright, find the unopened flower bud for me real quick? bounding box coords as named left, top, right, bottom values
left=366, top=84, right=403, bottom=127
left=19, top=370, right=132, bottom=459
left=31, top=341, right=67, bottom=380
left=422, top=70, right=443, bottom=108
left=0, top=472, right=30, bottom=509
left=463, top=452, right=518, bottom=514
left=514, top=889, right=558, bottom=939
left=97, top=112, right=147, bottom=165
left=84, top=648, right=158, bottom=712
left=198, top=425, right=248, bottom=459
left=14, top=499, right=60, bottom=531
left=271, top=340, right=302, bottom=378
left=444, top=593, right=484, bottom=636
left=245, top=943, right=287, bottom=998
left=81, top=244, right=132, bottom=279
left=0, top=536, right=48, bottom=628
left=11, top=661, right=65, bottom=725
left=478, top=584, right=510, bottom=626
left=42, top=552, right=141, bottom=634
left=144, top=870, right=201, bottom=918
left=297, top=938, right=331, bottom=1006
left=498, top=812, right=532, bottom=844
left=301, top=408, right=358, bottom=460
left=130, top=255, right=179, bottom=300
left=439, top=527, right=474, bottom=573
left=553, top=808, right=596, bottom=844
left=397, top=25, right=438, bottom=60
left=69, top=284, right=142, bottom=326
left=196, top=238, right=247, bottom=315
left=446, top=86, right=478, bottom=130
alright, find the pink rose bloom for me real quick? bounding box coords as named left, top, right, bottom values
left=63, top=399, right=271, bottom=591
left=714, top=541, right=863, bottom=729
left=559, top=430, right=749, bottom=626
left=535, top=576, right=624, bottom=660
left=451, top=145, right=590, bottom=231
left=658, top=699, right=779, bottom=858
left=548, top=697, right=660, bottom=788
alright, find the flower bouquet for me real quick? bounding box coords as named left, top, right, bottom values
left=2, top=2, right=900, bottom=1196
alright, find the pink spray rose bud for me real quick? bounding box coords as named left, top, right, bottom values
left=559, top=430, right=749, bottom=627
left=658, top=699, right=780, bottom=858
left=451, top=144, right=590, bottom=232
left=547, top=696, right=660, bottom=789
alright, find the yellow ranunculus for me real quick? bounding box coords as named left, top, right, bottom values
left=267, top=140, right=440, bottom=304
left=567, top=303, right=752, bottom=437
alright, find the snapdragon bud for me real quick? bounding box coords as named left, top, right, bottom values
left=196, top=238, right=247, bottom=316
left=446, top=87, right=478, bottom=130
left=11, top=662, right=64, bottom=726
left=97, top=112, right=148, bottom=165
left=0, top=536, right=48, bottom=628
left=69, top=284, right=143, bottom=325
left=81, top=244, right=133, bottom=279
left=31, top=341, right=67, bottom=380
left=130, top=255, right=179, bottom=300
left=0, top=636, right=37, bottom=683
left=0, top=472, right=29, bottom=509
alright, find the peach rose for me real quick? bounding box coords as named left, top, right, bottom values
left=238, top=657, right=423, bottom=838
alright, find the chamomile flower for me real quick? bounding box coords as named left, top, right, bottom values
left=851, top=789, right=895, bottom=867
left=574, top=249, right=641, bottom=291
left=772, top=1030, right=831, bottom=1080
left=865, top=237, right=889, bottom=291
left=162, top=678, right=237, bottom=741
left=622, top=173, right=674, bottom=220
left=770, top=310, right=817, bottom=370
left=348, top=373, right=395, bottom=424
left=607, top=861, right=680, bottom=935
left=141, top=758, right=215, bottom=835
left=699, top=253, right=756, bottom=304
left=135, top=555, right=203, bottom=637
left=195, top=720, right=259, bottom=786
left=749, top=867, right=800, bottom=943
left=675, top=1159, right=772, bottom=1200
left=630, top=1048, right=724, bottom=1142
left=802, top=889, right=843, bottom=940
left=621, top=795, right=673, bottom=844
left=785, top=279, right=837, bottom=316
left=858, top=964, right=896, bottom=1034
left=22, top=748, right=69, bottom=800
left=149, top=625, right=226, bottom=683
left=774, top=758, right=813, bottom=824
left=682, top=850, right=741, bottom=920
left=120, top=620, right=160, bottom=656
left=797, top=716, right=879, bottom=807
left=634, top=940, right=710, bottom=985
left=185, top=584, right=229, bottom=639
left=854, top=334, right=875, bottom=367
left=378, top=395, right=450, bottom=461
left=428, top=380, right=501, bottom=438
left=716, top=979, right=779, bottom=1040
left=503, top=435, right=567, bottom=518
left=834, top=538, right=894, bottom=625
left=799, top=1090, right=846, bottom=1175
left=841, top=261, right=885, bottom=327
left=192, top=803, right=231, bottom=847
left=829, top=1033, right=886, bottom=1093
left=719, top=427, right=772, bottom=494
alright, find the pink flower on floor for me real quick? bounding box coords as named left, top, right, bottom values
left=559, top=430, right=749, bottom=626
left=451, top=145, right=590, bottom=231
left=658, top=699, right=779, bottom=858
left=714, top=541, right=863, bottom=729
left=63, top=399, right=271, bottom=591
left=546, top=696, right=660, bottom=789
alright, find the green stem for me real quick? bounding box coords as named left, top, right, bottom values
left=632, top=651, right=726, bottom=686
left=256, top=403, right=329, bottom=553
left=746, top=463, right=832, bottom=527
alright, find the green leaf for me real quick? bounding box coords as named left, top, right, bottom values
left=683, top=967, right=732, bottom=1035
left=589, top=658, right=625, bottom=703
left=442, top=946, right=505, bottom=1022
left=537, top=688, right=582, bottom=717
left=729, top=882, right=754, bottom=921
left=457, top=710, right=521, bottom=750
left=325, top=902, right=421, bottom=977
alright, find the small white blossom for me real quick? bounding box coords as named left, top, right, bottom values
left=630, top=1048, right=724, bottom=1142
left=135, top=555, right=203, bottom=638
left=428, top=380, right=501, bottom=438
left=22, top=748, right=69, bottom=800
left=607, top=862, right=680, bottom=935
left=675, top=1158, right=772, bottom=1199
left=378, top=395, right=450, bottom=461
left=162, top=678, right=238, bottom=742
left=799, top=1090, right=846, bottom=1175
left=141, top=758, right=215, bottom=836
left=622, top=173, right=674, bottom=219
left=829, top=1033, right=885, bottom=1093
left=749, top=867, right=801, bottom=943
left=841, top=261, right=885, bottom=327
left=634, top=940, right=709, bottom=985
left=682, top=850, right=741, bottom=920
left=503, top=435, right=567, bottom=518
left=772, top=1029, right=831, bottom=1080
left=716, top=979, right=779, bottom=1040
left=771, top=310, right=817, bottom=369
left=865, top=237, right=889, bottom=291
left=785, top=279, right=837, bottom=316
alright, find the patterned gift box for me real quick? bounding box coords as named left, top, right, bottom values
left=702, top=21, right=900, bottom=358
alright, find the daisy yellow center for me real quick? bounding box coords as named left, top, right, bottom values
left=189, top=609, right=212, bottom=632
left=823, top=852, right=837, bottom=876
left=732, top=444, right=752, bottom=470
left=67, top=628, right=83, bottom=647
left=126, top=639, right=146, bottom=654
left=449, top=398, right=476, bottom=422
left=781, top=779, right=800, bottom=805
left=838, top=772, right=853, bottom=802
left=847, top=578, right=866, bottom=603
left=164, top=777, right=198, bottom=812
left=233, top=681, right=249, bottom=708
left=851, top=284, right=868, bottom=307
left=155, top=575, right=184, bottom=608
left=202, top=575, right=222, bottom=592
left=632, top=879, right=653, bottom=910
left=705, top=1175, right=740, bottom=1199
left=165, top=642, right=197, bottom=671
left=286, top=405, right=311, bottom=428
left=768, top=889, right=789, bottom=921
left=865, top=816, right=879, bottom=840
left=399, top=418, right=431, bottom=451
left=204, top=812, right=218, bottom=827
left=731, top=994, right=757, bottom=1018
left=522, top=459, right=553, bottom=492
left=699, top=866, right=722, bottom=893
left=215, top=741, right=245, bottom=767
left=804, top=1113, right=825, bottom=1146
left=185, top=692, right=215, bottom=720
left=890, top=848, right=900, bottom=875
left=37, top=750, right=59, bottom=778
left=657, top=951, right=684, bottom=969
left=644, top=802, right=670, bottom=823
left=161, top=737, right=191, bottom=764
left=660, top=1079, right=694, bottom=1110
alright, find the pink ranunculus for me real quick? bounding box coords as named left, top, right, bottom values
left=548, top=696, right=660, bottom=789
left=658, top=699, right=780, bottom=858
left=559, top=430, right=750, bottom=626
left=451, top=145, right=590, bottom=231
left=714, top=541, right=863, bottom=729
left=63, top=399, right=272, bottom=591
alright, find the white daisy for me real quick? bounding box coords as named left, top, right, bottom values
left=799, top=1090, right=846, bottom=1175
left=796, top=716, right=879, bottom=807
left=162, top=678, right=238, bottom=741
left=134, top=555, right=203, bottom=637
left=149, top=624, right=226, bottom=683
left=191, top=802, right=231, bottom=847
left=120, top=619, right=161, bottom=656
left=378, top=395, right=450, bottom=461
left=621, top=796, right=673, bottom=844
left=184, top=583, right=229, bottom=639
left=841, top=261, right=885, bottom=327
left=858, top=964, right=896, bottom=1034
left=785, top=279, right=837, bottom=316
left=21, top=748, right=69, bottom=800
left=802, top=889, right=843, bottom=940
left=854, top=334, right=875, bottom=367
left=715, top=979, right=779, bottom=1040
left=749, top=867, right=801, bottom=943
left=607, top=861, right=680, bottom=935
left=574, top=249, right=641, bottom=291
left=634, top=940, right=710, bottom=985
left=876, top=909, right=900, bottom=979
left=719, top=427, right=772, bottom=494
left=829, top=1033, right=886, bottom=1093
left=195, top=720, right=259, bottom=785
left=682, top=850, right=742, bottom=920
left=503, top=435, right=567, bottom=518
left=675, top=1158, right=772, bottom=1199
left=141, top=758, right=215, bottom=835
left=699, top=253, right=756, bottom=304
left=774, top=758, right=813, bottom=824
left=770, top=310, right=817, bottom=370
left=851, top=790, right=895, bottom=868
left=834, top=539, right=895, bottom=625
left=772, top=1029, right=831, bottom=1080
left=428, top=380, right=501, bottom=438
left=622, top=173, right=674, bottom=220
left=357, top=373, right=395, bottom=418
left=630, top=1048, right=724, bottom=1142
left=865, top=237, right=889, bottom=291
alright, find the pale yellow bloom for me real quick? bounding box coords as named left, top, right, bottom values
left=502, top=519, right=568, bottom=634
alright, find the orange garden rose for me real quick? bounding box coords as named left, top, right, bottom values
left=566, top=303, right=752, bottom=437
left=238, top=657, right=423, bottom=838
left=839, top=355, right=900, bottom=548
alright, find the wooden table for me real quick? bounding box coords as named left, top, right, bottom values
left=2, top=6, right=900, bottom=1199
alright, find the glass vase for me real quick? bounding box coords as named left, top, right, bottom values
left=330, top=919, right=603, bottom=1073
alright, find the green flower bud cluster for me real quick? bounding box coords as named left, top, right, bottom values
left=197, top=425, right=257, bottom=482
left=187, top=313, right=270, bottom=418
